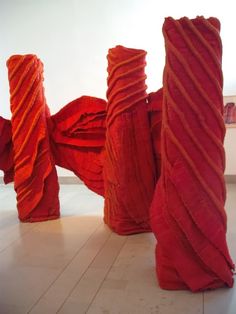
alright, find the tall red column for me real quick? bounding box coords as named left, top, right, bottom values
left=7, top=55, right=60, bottom=222
left=104, top=45, right=156, bottom=235
left=150, top=17, right=234, bottom=291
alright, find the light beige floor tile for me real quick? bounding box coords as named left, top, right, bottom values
left=0, top=303, right=28, bottom=314
left=0, top=221, right=38, bottom=252
left=105, top=233, right=156, bottom=287
left=1, top=216, right=102, bottom=270
left=27, top=298, right=61, bottom=314
left=0, top=265, right=60, bottom=310
left=0, top=184, right=106, bottom=312
left=0, top=184, right=235, bottom=314
left=0, top=185, right=40, bottom=252
left=57, top=299, right=89, bottom=314
left=204, top=286, right=236, bottom=314
left=87, top=288, right=203, bottom=314
left=87, top=232, right=203, bottom=314
left=58, top=233, right=127, bottom=313
left=29, top=224, right=111, bottom=313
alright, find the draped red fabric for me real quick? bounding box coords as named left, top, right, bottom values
left=103, top=45, right=156, bottom=235
left=0, top=116, right=14, bottom=183
left=49, top=96, right=106, bottom=196
left=150, top=17, right=234, bottom=291
left=7, top=55, right=60, bottom=222
left=148, top=88, right=163, bottom=179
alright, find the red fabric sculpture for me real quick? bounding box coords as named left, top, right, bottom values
left=0, top=116, right=14, bottom=183
left=3, top=55, right=107, bottom=221
left=1, top=18, right=234, bottom=293
left=103, top=45, right=156, bottom=235
left=49, top=96, right=106, bottom=196
left=7, top=55, right=60, bottom=222
left=150, top=17, right=234, bottom=291
left=148, top=88, right=163, bottom=179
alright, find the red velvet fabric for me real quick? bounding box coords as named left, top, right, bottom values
left=148, top=88, right=163, bottom=179
left=7, top=55, right=60, bottom=222
left=103, top=45, right=156, bottom=235
left=150, top=17, right=234, bottom=291
left=49, top=96, right=106, bottom=196
left=0, top=116, right=14, bottom=183
left=1, top=19, right=234, bottom=293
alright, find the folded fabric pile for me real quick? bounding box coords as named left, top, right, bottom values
left=50, top=95, right=106, bottom=196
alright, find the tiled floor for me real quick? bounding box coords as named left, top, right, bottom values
left=0, top=183, right=235, bottom=314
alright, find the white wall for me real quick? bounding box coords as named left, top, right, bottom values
left=0, top=0, right=236, bottom=176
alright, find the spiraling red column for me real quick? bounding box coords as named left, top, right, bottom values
left=104, top=45, right=156, bottom=235
left=7, top=55, right=60, bottom=222
left=150, top=17, right=234, bottom=291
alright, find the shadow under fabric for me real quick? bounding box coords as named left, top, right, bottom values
left=150, top=17, right=234, bottom=291
left=7, top=55, right=60, bottom=222
left=103, top=45, right=156, bottom=235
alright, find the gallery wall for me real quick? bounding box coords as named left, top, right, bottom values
left=0, top=0, right=236, bottom=176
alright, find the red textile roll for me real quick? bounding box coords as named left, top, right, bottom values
left=7, top=55, right=60, bottom=222
left=50, top=96, right=106, bottom=196
left=0, top=116, right=14, bottom=183
left=150, top=17, right=234, bottom=291
left=104, top=45, right=156, bottom=235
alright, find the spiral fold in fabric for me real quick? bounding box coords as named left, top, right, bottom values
left=150, top=16, right=234, bottom=291
left=103, top=45, right=156, bottom=235
left=7, top=55, right=60, bottom=222
left=0, top=16, right=234, bottom=293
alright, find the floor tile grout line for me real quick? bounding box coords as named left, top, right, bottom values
left=55, top=230, right=116, bottom=314
left=1, top=183, right=233, bottom=313
left=85, top=235, right=129, bottom=314
left=27, top=221, right=108, bottom=313
left=0, top=222, right=40, bottom=254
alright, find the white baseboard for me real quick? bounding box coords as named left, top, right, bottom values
left=1, top=175, right=236, bottom=185
left=59, top=177, right=83, bottom=184
left=224, top=175, right=236, bottom=183
left=0, top=176, right=83, bottom=185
